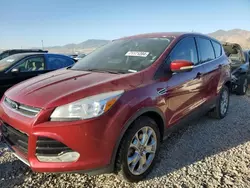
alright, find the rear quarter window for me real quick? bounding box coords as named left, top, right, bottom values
left=47, top=56, right=74, bottom=70
left=211, top=41, right=222, bottom=58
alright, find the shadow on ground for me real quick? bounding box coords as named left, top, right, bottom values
left=146, top=94, right=250, bottom=180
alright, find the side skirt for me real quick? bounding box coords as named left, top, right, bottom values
left=163, top=97, right=217, bottom=140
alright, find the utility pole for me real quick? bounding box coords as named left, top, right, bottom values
left=41, top=40, right=44, bottom=50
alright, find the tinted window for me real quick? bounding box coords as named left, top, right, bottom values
left=196, top=38, right=215, bottom=63
left=211, top=41, right=222, bottom=58
left=16, top=56, right=45, bottom=72
left=170, top=37, right=198, bottom=65
left=47, top=56, right=74, bottom=70
left=72, top=38, right=173, bottom=73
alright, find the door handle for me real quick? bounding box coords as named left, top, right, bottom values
left=157, top=88, right=167, bottom=95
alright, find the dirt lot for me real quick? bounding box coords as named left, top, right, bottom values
left=0, top=93, right=250, bottom=188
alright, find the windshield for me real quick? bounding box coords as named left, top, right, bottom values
left=71, top=38, right=173, bottom=73
left=0, top=54, right=20, bottom=71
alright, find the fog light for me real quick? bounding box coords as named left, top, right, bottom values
left=37, top=152, right=80, bottom=162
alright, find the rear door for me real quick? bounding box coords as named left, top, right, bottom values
left=164, top=37, right=207, bottom=127
left=196, top=37, right=221, bottom=102
left=45, top=54, right=75, bottom=71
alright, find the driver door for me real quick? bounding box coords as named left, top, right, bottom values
left=164, top=37, right=207, bottom=127
left=2, top=55, right=47, bottom=92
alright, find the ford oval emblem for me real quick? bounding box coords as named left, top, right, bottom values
left=10, top=101, right=18, bottom=109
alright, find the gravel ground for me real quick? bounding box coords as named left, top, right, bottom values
left=0, top=94, right=250, bottom=188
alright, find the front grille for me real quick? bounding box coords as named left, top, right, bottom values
left=2, top=123, right=28, bottom=155
left=4, top=97, right=41, bottom=117
left=36, top=137, right=73, bottom=156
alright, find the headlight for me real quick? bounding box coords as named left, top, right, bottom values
left=50, top=90, right=124, bottom=121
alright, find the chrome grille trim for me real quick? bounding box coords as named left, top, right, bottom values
left=19, top=104, right=40, bottom=114
left=4, top=97, right=41, bottom=117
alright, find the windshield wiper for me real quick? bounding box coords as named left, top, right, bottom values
left=83, top=69, right=127, bottom=74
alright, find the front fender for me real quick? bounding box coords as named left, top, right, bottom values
left=110, top=106, right=166, bottom=169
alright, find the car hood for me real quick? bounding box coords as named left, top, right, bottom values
left=5, top=68, right=144, bottom=109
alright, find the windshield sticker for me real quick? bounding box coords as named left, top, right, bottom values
left=125, top=51, right=149, bottom=57
left=6, top=59, right=15, bottom=62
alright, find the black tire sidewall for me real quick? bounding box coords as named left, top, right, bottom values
left=237, top=75, right=248, bottom=95
left=119, top=116, right=161, bottom=182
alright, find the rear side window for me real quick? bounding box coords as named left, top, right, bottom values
left=196, top=38, right=215, bottom=63
left=47, top=56, right=74, bottom=70
left=169, top=37, right=198, bottom=65
left=211, top=41, right=222, bottom=58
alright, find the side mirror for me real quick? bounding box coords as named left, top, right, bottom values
left=11, top=68, right=19, bottom=73
left=170, top=60, right=194, bottom=73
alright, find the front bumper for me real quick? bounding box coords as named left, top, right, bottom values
left=0, top=99, right=130, bottom=174
left=1, top=120, right=114, bottom=173
left=3, top=140, right=113, bottom=175
left=4, top=140, right=30, bottom=167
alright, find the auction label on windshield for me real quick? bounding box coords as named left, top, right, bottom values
left=125, top=51, right=149, bottom=57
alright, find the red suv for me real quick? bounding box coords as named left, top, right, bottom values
left=0, top=33, right=231, bottom=182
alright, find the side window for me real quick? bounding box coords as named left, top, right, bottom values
left=47, top=56, right=74, bottom=70
left=196, top=38, right=215, bottom=63
left=211, top=41, right=222, bottom=58
left=169, top=37, right=198, bottom=65
left=15, top=56, right=45, bottom=72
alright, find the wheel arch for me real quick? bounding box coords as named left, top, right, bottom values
left=224, top=80, right=231, bottom=89
left=110, top=107, right=166, bottom=170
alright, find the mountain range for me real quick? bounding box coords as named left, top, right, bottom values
left=208, top=29, right=250, bottom=49
left=47, top=39, right=110, bottom=54
left=40, top=29, right=250, bottom=54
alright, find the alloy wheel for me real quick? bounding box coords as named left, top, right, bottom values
left=127, top=126, right=157, bottom=176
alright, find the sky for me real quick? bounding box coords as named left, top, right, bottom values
left=0, top=0, right=250, bottom=48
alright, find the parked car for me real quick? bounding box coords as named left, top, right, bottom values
left=74, top=54, right=86, bottom=61
left=0, top=53, right=75, bottom=96
left=222, top=42, right=249, bottom=95
left=0, top=49, right=48, bottom=60
left=0, top=32, right=231, bottom=182
left=68, top=54, right=78, bottom=58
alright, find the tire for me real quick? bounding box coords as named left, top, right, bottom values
left=235, top=75, right=248, bottom=95
left=209, top=86, right=229, bottom=119
left=115, top=116, right=161, bottom=182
